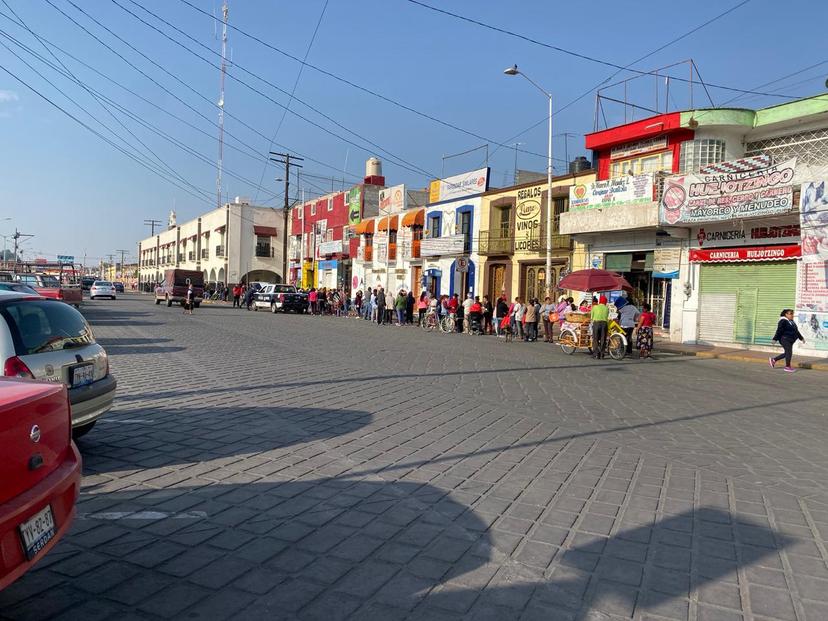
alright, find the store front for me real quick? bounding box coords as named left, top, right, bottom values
left=693, top=245, right=800, bottom=346
left=301, top=260, right=314, bottom=289
left=317, top=259, right=338, bottom=290
left=424, top=268, right=441, bottom=298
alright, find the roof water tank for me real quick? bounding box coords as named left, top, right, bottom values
left=365, top=157, right=382, bottom=178
left=569, top=156, right=592, bottom=174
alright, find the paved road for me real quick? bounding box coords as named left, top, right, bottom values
left=3, top=295, right=828, bottom=621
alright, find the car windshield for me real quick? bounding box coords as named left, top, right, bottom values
left=273, top=285, right=296, bottom=293
left=2, top=299, right=94, bottom=355
left=94, top=281, right=112, bottom=287
left=40, top=275, right=60, bottom=287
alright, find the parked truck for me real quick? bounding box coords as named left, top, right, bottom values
left=14, top=273, right=82, bottom=307
left=154, top=269, right=204, bottom=308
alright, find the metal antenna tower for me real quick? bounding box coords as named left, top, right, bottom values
left=216, top=0, right=229, bottom=209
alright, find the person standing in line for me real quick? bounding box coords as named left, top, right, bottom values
left=308, top=287, right=318, bottom=315
left=355, top=289, right=363, bottom=317
left=617, top=297, right=639, bottom=356
left=232, top=283, right=241, bottom=308
left=375, top=286, right=386, bottom=324
left=495, top=295, right=509, bottom=337
left=540, top=296, right=554, bottom=342
left=184, top=283, right=195, bottom=315
left=770, top=308, right=805, bottom=372
left=636, top=302, right=657, bottom=359
left=417, top=292, right=428, bottom=326
left=591, top=295, right=609, bottom=359
left=482, top=295, right=493, bottom=335
left=533, top=298, right=542, bottom=342
left=406, top=290, right=415, bottom=325
left=369, top=288, right=378, bottom=321
left=523, top=297, right=538, bottom=341
left=385, top=289, right=395, bottom=324
left=395, top=290, right=407, bottom=326
left=513, top=297, right=525, bottom=341
left=460, top=293, right=473, bottom=333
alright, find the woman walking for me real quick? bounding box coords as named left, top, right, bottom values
left=770, top=309, right=805, bottom=372
left=417, top=292, right=428, bottom=326
left=636, top=303, right=657, bottom=359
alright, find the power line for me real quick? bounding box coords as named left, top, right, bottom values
left=253, top=0, right=329, bottom=204
left=143, top=219, right=163, bottom=236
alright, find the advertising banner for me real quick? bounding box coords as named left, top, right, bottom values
left=796, top=260, right=828, bottom=314
left=429, top=168, right=489, bottom=203
left=689, top=245, right=801, bottom=263
left=660, top=158, right=796, bottom=225
left=515, top=185, right=543, bottom=252
left=695, top=220, right=800, bottom=248
left=420, top=235, right=466, bottom=257
left=378, top=184, right=406, bottom=214
left=348, top=187, right=362, bottom=225
left=652, top=247, right=681, bottom=278
left=569, top=173, right=653, bottom=211
left=799, top=180, right=828, bottom=263
left=796, top=312, right=828, bottom=351
left=317, top=240, right=343, bottom=256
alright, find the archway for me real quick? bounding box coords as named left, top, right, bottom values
left=209, top=268, right=216, bottom=282
left=244, top=269, right=281, bottom=285
left=217, top=267, right=225, bottom=286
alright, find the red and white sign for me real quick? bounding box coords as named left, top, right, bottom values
left=695, top=221, right=800, bottom=248
left=689, top=244, right=801, bottom=263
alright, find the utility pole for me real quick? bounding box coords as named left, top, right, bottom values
left=269, top=151, right=303, bottom=282
left=216, top=0, right=229, bottom=209
left=106, top=254, right=115, bottom=281
left=143, top=219, right=163, bottom=236
left=116, top=249, right=129, bottom=278
left=12, top=229, right=34, bottom=273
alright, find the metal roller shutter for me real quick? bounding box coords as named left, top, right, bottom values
left=698, top=261, right=796, bottom=345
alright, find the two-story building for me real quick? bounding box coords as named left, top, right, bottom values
left=138, top=197, right=284, bottom=289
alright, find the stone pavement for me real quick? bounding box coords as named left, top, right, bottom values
left=2, top=295, right=828, bottom=620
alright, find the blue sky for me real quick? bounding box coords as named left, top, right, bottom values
left=1, top=0, right=826, bottom=265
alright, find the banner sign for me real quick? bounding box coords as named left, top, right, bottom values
left=796, top=261, right=828, bottom=313
left=660, top=158, right=796, bottom=225
left=652, top=247, right=681, bottom=278
left=689, top=244, right=801, bottom=263
left=317, top=260, right=338, bottom=270
left=378, top=184, right=406, bottom=214
left=695, top=221, right=800, bottom=248
left=799, top=180, right=828, bottom=263
left=795, top=312, right=828, bottom=351
left=429, top=168, right=489, bottom=203
left=420, top=235, right=466, bottom=257
left=348, top=187, right=362, bottom=225
left=317, top=240, right=343, bottom=256
left=57, top=255, right=75, bottom=262
left=569, top=173, right=653, bottom=211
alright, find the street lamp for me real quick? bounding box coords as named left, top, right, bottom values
left=504, top=64, right=554, bottom=297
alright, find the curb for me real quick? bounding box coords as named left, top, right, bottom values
left=658, top=346, right=827, bottom=371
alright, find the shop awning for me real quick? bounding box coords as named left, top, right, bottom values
left=401, top=209, right=425, bottom=227
left=689, top=244, right=801, bottom=263
left=253, top=225, right=278, bottom=236
left=377, top=215, right=399, bottom=231
left=354, top=219, right=375, bottom=235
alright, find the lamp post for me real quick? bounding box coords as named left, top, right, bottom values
left=504, top=64, right=554, bottom=297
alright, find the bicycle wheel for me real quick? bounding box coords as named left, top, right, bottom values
left=608, top=334, right=626, bottom=360
left=559, top=330, right=577, bottom=355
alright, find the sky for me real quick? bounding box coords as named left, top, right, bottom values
left=0, top=0, right=826, bottom=266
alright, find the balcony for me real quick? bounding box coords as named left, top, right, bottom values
left=358, top=246, right=373, bottom=262
left=215, top=245, right=225, bottom=258
left=479, top=230, right=513, bottom=255
left=255, top=244, right=274, bottom=258
left=201, top=249, right=209, bottom=260
left=412, top=239, right=420, bottom=259
left=525, top=227, right=571, bottom=252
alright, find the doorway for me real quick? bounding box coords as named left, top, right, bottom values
left=488, top=264, right=506, bottom=299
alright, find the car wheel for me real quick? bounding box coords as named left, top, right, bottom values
left=72, top=421, right=96, bottom=439
left=155, top=298, right=161, bottom=305
left=166, top=296, right=172, bottom=307
left=271, top=303, right=277, bottom=313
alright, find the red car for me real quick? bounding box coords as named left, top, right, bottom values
left=0, top=379, right=81, bottom=591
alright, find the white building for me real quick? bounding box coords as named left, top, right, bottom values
left=138, top=198, right=284, bottom=289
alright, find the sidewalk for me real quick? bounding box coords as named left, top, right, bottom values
left=655, top=336, right=828, bottom=371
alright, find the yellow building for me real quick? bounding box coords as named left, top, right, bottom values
left=478, top=170, right=596, bottom=302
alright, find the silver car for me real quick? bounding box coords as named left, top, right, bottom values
left=0, top=291, right=116, bottom=437
left=90, top=280, right=116, bottom=300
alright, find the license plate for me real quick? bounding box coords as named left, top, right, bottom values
left=18, top=505, right=55, bottom=560
left=71, top=362, right=94, bottom=387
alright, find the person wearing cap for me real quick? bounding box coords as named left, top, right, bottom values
left=591, top=294, right=610, bottom=359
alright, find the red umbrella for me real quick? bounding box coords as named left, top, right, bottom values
left=557, top=268, right=634, bottom=293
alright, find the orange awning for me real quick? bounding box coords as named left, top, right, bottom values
left=355, top=219, right=375, bottom=235
left=253, top=225, right=278, bottom=236
left=401, top=209, right=425, bottom=227
left=378, top=215, right=398, bottom=231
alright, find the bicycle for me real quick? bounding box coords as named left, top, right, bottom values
left=422, top=310, right=439, bottom=332
left=440, top=313, right=456, bottom=333
left=347, top=306, right=360, bottom=318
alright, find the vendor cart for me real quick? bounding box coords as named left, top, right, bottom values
left=558, top=312, right=628, bottom=360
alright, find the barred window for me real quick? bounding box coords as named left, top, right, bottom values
left=746, top=128, right=828, bottom=166
left=679, top=139, right=726, bottom=172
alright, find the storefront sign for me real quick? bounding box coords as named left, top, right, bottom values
left=317, top=240, right=343, bottom=256
left=318, top=260, right=338, bottom=270
left=610, top=137, right=667, bottom=160
left=689, top=244, right=801, bottom=263
left=374, top=237, right=388, bottom=262
left=429, top=168, right=489, bottom=203
left=569, top=173, right=653, bottom=211
left=695, top=221, right=800, bottom=248
left=796, top=261, right=828, bottom=313
left=379, top=184, right=406, bottom=214
left=660, top=158, right=797, bottom=225
left=515, top=185, right=543, bottom=252
left=796, top=312, right=828, bottom=351
left=799, top=180, right=828, bottom=263
left=420, top=235, right=466, bottom=256
left=348, top=187, right=361, bottom=225
left=652, top=247, right=681, bottom=278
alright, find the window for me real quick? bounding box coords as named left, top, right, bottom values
left=327, top=198, right=333, bottom=211
left=296, top=207, right=303, bottom=220
left=679, top=139, right=726, bottom=172
left=311, top=203, right=316, bottom=216
left=427, top=215, right=441, bottom=238
left=610, top=151, right=673, bottom=178
left=342, top=225, right=350, bottom=240
left=255, top=234, right=272, bottom=258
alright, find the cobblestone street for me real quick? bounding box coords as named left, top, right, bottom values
left=3, top=295, right=828, bottom=621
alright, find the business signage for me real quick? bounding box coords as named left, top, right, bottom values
left=689, top=244, right=801, bottom=263
left=317, top=240, right=343, bottom=256
left=429, top=168, right=489, bottom=203
left=695, top=221, right=800, bottom=248
left=800, top=180, right=828, bottom=263
left=374, top=237, right=388, bottom=262
left=610, top=137, right=667, bottom=160
left=660, top=158, right=796, bottom=225
left=569, top=174, right=653, bottom=211
left=420, top=235, right=466, bottom=257
left=378, top=184, right=406, bottom=214
left=57, top=255, right=75, bottom=263
left=348, top=186, right=362, bottom=225
left=652, top=247, right=681, bottom=278
left=317, top=260, right=338, bottom=270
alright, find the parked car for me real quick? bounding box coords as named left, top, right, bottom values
left=0, top=378, right=82, bottom=591
left=155, top=269, right=204, bottom=308
left=0, top=291, right=117, bottom=438
left=0, top=283, right=38, bottom=295
left=253, top=284, right=309, bottom=313
left=0, top=271, right=13, bottom=282
left=113, top=282, right=125, bottom=293
left=14, top=274, right=82, bottom=308
left=89, top=281, right=116, bottom=300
